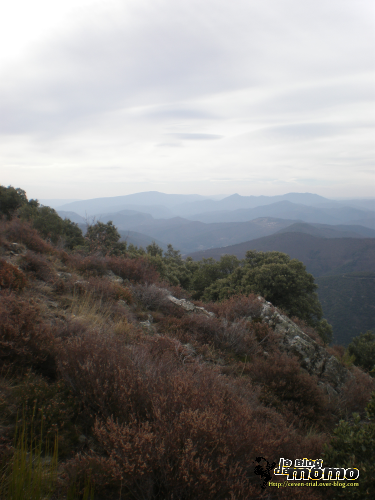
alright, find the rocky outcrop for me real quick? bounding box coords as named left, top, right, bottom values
left=165, top=291, right=350, bottom=393
left=167, top=295, right=215, bottom=318
left=101, top=272, right=349, bottom=394
left=258, top=298, right=350, bottom=391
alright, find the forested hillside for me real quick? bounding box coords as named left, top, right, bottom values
left=0, top=185, right=374, bottom=499
left=316, top=272, right=375, bottom=346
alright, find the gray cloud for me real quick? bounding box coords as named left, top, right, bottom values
left=168, top=133, right=223, bottom=140
left=0, top=0, right=373, bottom=198
left=263, top=122, right=344, bottom=140
left=0, top=0, right=373, bottom=135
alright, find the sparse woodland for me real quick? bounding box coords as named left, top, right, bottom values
left=0, top=186, right=374, bottom=499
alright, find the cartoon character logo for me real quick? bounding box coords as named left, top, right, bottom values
left=254, top=456, right=276, bottom=489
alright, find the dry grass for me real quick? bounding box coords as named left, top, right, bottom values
left=68, top=291, right=115, bottom=329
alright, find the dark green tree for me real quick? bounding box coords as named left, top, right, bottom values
left=202, top=250, right=331, bottom=341
left=0, top=185, right=28, bottom=219
left=85, top=221, right=121, bottom=254
left=191, top=255, right=241, bottom=299
left=146, top=241, right=163, bottom=257
left=18, top=204, right=84, bottom=249
left=347, top=331, right=375, bottom=375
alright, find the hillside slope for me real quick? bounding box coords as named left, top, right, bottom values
left=188, top=232, right=375, bottom=277
left=2, top=218, right=374, bottom=498
left=316, top=272, right=375, bottom=346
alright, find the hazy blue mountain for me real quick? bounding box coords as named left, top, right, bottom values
left=275, top=222, right=375, bottom=239
left=185, top=201, right=375, bottom=225
left=95, top=210, right=155, bottom=231
left=350, top=218, right=375, bottom=230
left=57, top=211, right=86, bottom=224
left=173, top=192, right=331, bottom=216
left=97, top=205, right=176, bottom=219
left=332, top=198, right=375, bottom=212
left=57, top=191, right=219, bottom=216
left=118, top=230, right=168, bottom=250
left=126, top=217, right=299, bottom=253
left=40, top=199, right=81, bottom=209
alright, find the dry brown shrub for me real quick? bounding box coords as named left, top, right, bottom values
left=130, top=283, right=170, bottom=310
left=206, top=294, right=263, bottom=321
left=73, top=276, right=131, bottom=304
left=0, top=292, right=57, bottom=377
left=246, top=351, right=330, bottom=430
left=66, top=254, right=108, bottom=276
left=57, top=330, right=152, bottom=422
left=338, top=365, right=375, bottom=417
left=18, top=251, right=54, bottom=282
left=3, top=219, right=54, bottom=254
left=55, top=317, right=89, bottom=341
left=0, top=259, right=28, bottom=291
left=87, top=363, right=318, bottom=500
left=158, top=313, right=258, bottom=356
left=57, top=325, right=328, bottom=498
left=160, top=282, right=191, bottom=299
left=107, top=256, right=160, bottom=284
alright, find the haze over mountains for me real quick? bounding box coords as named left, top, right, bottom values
left=54, top=191, right=375, bottom=253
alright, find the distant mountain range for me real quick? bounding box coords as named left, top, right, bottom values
left=55, top=190, right=375, bottom=220
left=57, top=191, right=375, bottom=253
left=185, top=200, right=375, bottom=226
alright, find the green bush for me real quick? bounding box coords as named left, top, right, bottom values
left=323, top=392, right=375, bottom=499
left=347, top=331, right=375, bottom=375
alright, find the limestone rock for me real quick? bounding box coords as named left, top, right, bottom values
left=259, top=298, right=350, bottom=390
left=167, top=295, right=215, bottom=317
left=106, top=270, right=124, bottom=284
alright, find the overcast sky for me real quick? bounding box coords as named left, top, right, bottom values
left=0, top=0, right=374, bottom=200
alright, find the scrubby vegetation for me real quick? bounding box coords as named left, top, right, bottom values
left=0, top=185, right=374, bottom=499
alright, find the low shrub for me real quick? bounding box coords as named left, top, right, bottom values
left=338, top=365, right=375, bottom=417
left=67, top=254, right=108, bottom=277
left=131, top=283, right=170, bottom=310
left=107, top=256, right=160, bottom=284
left=246, top=351, right=330, bottom=430
left=84, top=277, right=133, bottom=304
left=0, top=259, right=28, bottom=291
left=206, top=294, right=263, bottom=322
left=322, top=392, right=375, bottom=500
left=158, top=313, right=261, bottom=357
left=18, top=251, right=54, bottom=282
left=59, top=331, right=308, bottom=499
left=54, top=318, right=89, bottom=343
left=0, top=293, right=57, bottom=378
left=57, top=330, right=150, bottom=422
left=3, top=219, right=54, bottom=254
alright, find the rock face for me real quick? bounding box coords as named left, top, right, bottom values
left=258, top=298, right=350, bottom=391
left=167, top=295, right=215, bottom=318
left=166, top=291, right=350, bottom=393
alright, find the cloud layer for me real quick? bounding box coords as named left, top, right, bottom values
left=0, top=0, right=374, bottom=198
